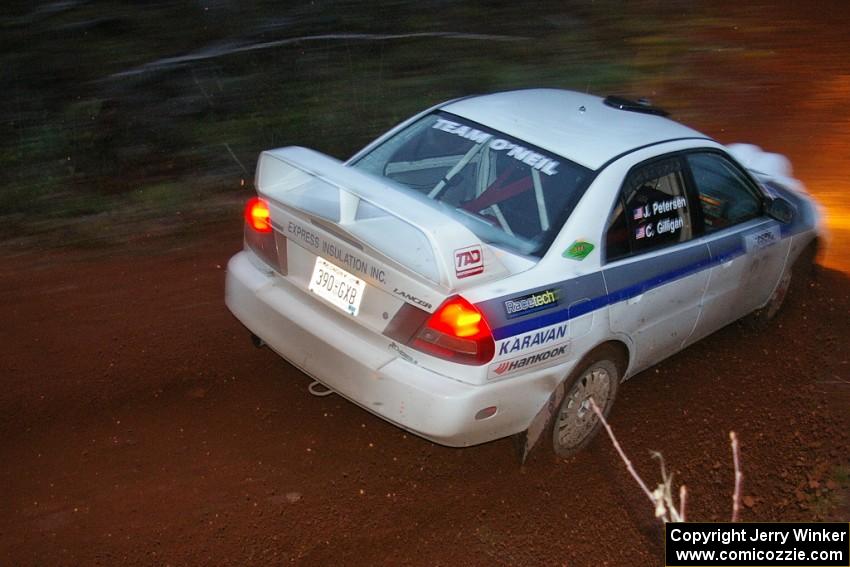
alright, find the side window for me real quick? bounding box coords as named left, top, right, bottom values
left=686, top=153, right=762, bottom=232
left=606, top=156, right=692, bottom=261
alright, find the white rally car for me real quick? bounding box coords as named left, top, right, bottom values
left=225, top=89, right=822, bottom=458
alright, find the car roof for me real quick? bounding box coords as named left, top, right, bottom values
left=440, top=89, right=709, bottom=171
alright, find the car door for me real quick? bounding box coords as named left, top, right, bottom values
left=684, top=151, right=790, bottom=344
left=603, top=155, right=710, bottom=373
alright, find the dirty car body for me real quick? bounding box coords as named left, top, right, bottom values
left=225, top=89, right=823, bottom=454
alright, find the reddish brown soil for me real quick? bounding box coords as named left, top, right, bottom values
left=3, top=3, right=850, bottom=565
left=1, top=220, right=848, bottom=567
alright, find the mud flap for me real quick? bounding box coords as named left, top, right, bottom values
left=516, top=381, right=567, bottom=463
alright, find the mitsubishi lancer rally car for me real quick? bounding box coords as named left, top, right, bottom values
left=225, top=89, right=822, bottom=458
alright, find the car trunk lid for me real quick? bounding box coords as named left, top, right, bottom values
left=254, top=146, right=510, bottom=335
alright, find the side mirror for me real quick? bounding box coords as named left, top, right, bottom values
left=765, top=196, right=795, bottom=224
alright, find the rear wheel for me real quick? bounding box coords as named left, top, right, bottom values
left=551, top=348, right=621, bottom=457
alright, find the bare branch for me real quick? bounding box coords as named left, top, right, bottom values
left=590, top=398, right=741, bottom=524
left=589, top=397, right=654, bottom=504
left=730, top=431, right=743, bottom=522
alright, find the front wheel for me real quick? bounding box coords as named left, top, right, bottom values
left=744, top=240, right=818, bottom=328
left=551, top=350, right=621, bottom=457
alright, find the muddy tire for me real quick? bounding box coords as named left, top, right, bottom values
left=744, top=240, right=818, bottom=328
left=551, top=346, right=622, bottom=458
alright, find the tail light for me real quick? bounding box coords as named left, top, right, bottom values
left=386, top=296, right=495, bottom=365
left=243, top=196, right=285, bottom=272
left=245, top=197, right=272, bottom=233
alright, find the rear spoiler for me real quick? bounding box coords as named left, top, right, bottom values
left=255, top=146, right=508, bottom=289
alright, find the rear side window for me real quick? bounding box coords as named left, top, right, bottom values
left=686, top=153, right=762, bottom=232
left=606, top=156, right=693, bottom=261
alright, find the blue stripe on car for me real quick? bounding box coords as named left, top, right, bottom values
left=476, top=274, right=604, bottom=339
left=482, top=215, right=810, bottom=341
left=488, top=246, right=712, bottom=340
left=603, top=244, right=711, bottom=304
left=707, top=231, right=745, bottom=264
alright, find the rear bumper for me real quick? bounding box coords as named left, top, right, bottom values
left=225, top=251, right=561, bottom=447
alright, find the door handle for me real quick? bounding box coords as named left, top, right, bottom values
left=628, top=294, right=643, bottom=305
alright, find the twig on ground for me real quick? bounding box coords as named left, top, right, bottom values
left=650, top=451, right=685, bottom=522
left=223, top=143, right=249, bottom=177
left=111, top=32, right=530, bottom=78
left=589, top=397, right=655, bottom=505
left=730, top=431, right=742, bottom=522
left=192, top=70, right=214, bottom=106
left=815, top=377, right=850, bottom=385
left=589, top=397, right=742, bottom=524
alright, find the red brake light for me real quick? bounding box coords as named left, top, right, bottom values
left=245, top=197, right=272, bottom=233
left=243, top=196, right=284, bottom=273
left=431, top=298, right=484, bottom=338
left=410, top=296, right=495, bottom=365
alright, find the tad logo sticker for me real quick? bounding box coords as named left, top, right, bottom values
left=454, top=245, right=484, bottom=278
left=563, top=240, right=594, bottom=261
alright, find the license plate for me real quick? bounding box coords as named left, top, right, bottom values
left=308, top=257, right=366, bottom=316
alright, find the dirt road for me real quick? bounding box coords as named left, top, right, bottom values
left=1, top=221, right=848, bottom=566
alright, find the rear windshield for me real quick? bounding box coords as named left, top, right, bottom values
left=351, top=111, right=592, bottom=257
